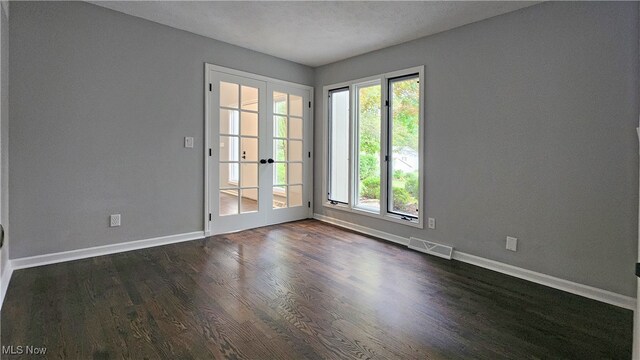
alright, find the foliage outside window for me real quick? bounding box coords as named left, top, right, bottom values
left=388, top=76, right=420, bottom=217
left=356, top=83, right=381, bottom=210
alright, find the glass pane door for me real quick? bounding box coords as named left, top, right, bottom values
left=209, top=67, right=311, bottom=233
left=272, top=92, right=304, bottom=209
left=210, top=71, right=267, bottom=233
left=265, top=84, right=311, bottom=225
left=219, top=81, right=260, bottom=215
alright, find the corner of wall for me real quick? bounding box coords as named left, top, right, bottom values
left=0, top=0, right=8, bottom=313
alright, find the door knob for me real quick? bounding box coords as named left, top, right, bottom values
left=267, top=158, right=274, bottom=164
left=260, top=159, right=267, bottom=164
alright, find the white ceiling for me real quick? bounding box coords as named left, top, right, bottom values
left=89, top=1, right=540, bottom=67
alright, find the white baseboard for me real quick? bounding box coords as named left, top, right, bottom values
left=313, top=213, right=637, bottom=311
left=1, top=230, right=205, bottom=311
left=452, top=251, right=636, bottom=310
left=0, top=260, right=13, bottom=311
left=313, top=213, right=409, bottom=246
left=10, top=231, right=205, bottom=270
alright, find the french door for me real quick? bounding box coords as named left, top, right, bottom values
left=208, top=66, right=312, bottom=234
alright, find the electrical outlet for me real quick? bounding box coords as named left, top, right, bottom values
left=110, top=214, right=121, bottom=227
left=184, top=137, right=194, bottom=148
left=506, top=236, right=517, bottom=251
left=428, top=217, right=436, bottom=229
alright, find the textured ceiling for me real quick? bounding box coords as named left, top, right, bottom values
left=89, top=1, right=540, bottom=67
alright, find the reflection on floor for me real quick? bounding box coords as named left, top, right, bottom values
left=1, top=220, right=632, bottom=358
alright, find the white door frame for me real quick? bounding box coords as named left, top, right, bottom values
left=204, top=63, right=314, bottom=236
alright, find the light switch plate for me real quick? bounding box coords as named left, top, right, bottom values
left=184, top=137, right=194, bottom=148
left=506, top=236, right=517, bottom=251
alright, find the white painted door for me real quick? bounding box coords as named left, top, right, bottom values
left=208, top=69, right=312, bottom=234
left=264, top=84, right=312, bottom=225
left=210, top=71, right=268, bottom=233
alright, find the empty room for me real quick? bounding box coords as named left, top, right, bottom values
left=0, top=0, right=638, bottom=358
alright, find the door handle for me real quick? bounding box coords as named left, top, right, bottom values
left=267, top=158, right=274, bottom=164
left=260, top=159, right=267, bottom=164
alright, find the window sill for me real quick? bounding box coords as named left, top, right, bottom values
left=323, top=201, right=423, bottom=229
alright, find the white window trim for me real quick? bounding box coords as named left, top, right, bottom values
left=322, top=66, right=425, bottom=229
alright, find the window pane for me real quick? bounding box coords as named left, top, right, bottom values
left=290, top=95, right=303, bottom=117
left=220, top=190, right=239, bottom=216
left=241, top=86, right=258, bottom=111
left=274, top=163, right=287, bottom=185
left=289, top=140, right=303, bottom=162
left=274, top=140, right=287, bottom=162
left=328, top=89, right=349, bottom=204
left=240, top=112, right=258, bottom=136
left=389, top=76, right=420, bottom=217
left=220, top=163, right=238, bottom=188
left=273, top=186, right=287, bottom=208
left=220, top=136, right=238, bottom=162
left=289, top=163, right=303, bottom=184
left=220, top=82, right=239, bottom=108
left=220, top=109, right=239, bottom=135
left=240, top=138, right=258, bottom=162
left=240, top=163, right=258, bottom=187
left=356, top=83, right=381, bottom=211
left=240, top=188, right=258, bottom=213
left=274, top=116, right=287, bottom=138
left=289, top=185, right=303, bottom=207
left=290, top=117, right=303, bottom=139
left=273, top=92, right=287, bottom=115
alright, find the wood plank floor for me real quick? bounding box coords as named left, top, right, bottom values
left=1, top=220, right=633, bottom=359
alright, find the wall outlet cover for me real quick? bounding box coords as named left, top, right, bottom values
left=428, top=218, right=436, bottom=229
left=110, top=214, right=121, bottom=227
left=184, top=136, right=194, bottom=148
left=506, top=236, right=517, bottom=251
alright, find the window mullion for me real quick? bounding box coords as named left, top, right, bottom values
left=380, top=76, right=389, bottom=218
left=349, top=84, right=355, bottom=210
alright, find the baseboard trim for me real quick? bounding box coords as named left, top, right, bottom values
left=0, top=260, right=13, bottom=311
left=313, top=213, right=637, bottom=311
left=10, top=231, right=205, bottom=270
left=313, top=213, right=409, bottom=246
left=451, top=251, right=636, bottom=310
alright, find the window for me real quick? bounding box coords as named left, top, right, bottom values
left=324, top=67, right=424, bottom=227
left=355, top=81, right=381, bottom=211
left=388, top=75, right=420, bottom=218
left=327, top=88, right=350, bottom=204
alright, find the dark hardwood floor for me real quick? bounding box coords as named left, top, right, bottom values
left=1, top=220, right=633, bottom=359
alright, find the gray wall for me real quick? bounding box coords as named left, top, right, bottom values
left=314, top=1, right=639, bottom=297
left=9, top=1, right=313, bottom=258
left=8, top=1, right=639, bottom=298
left=1, top=3, right=8, bottom=280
